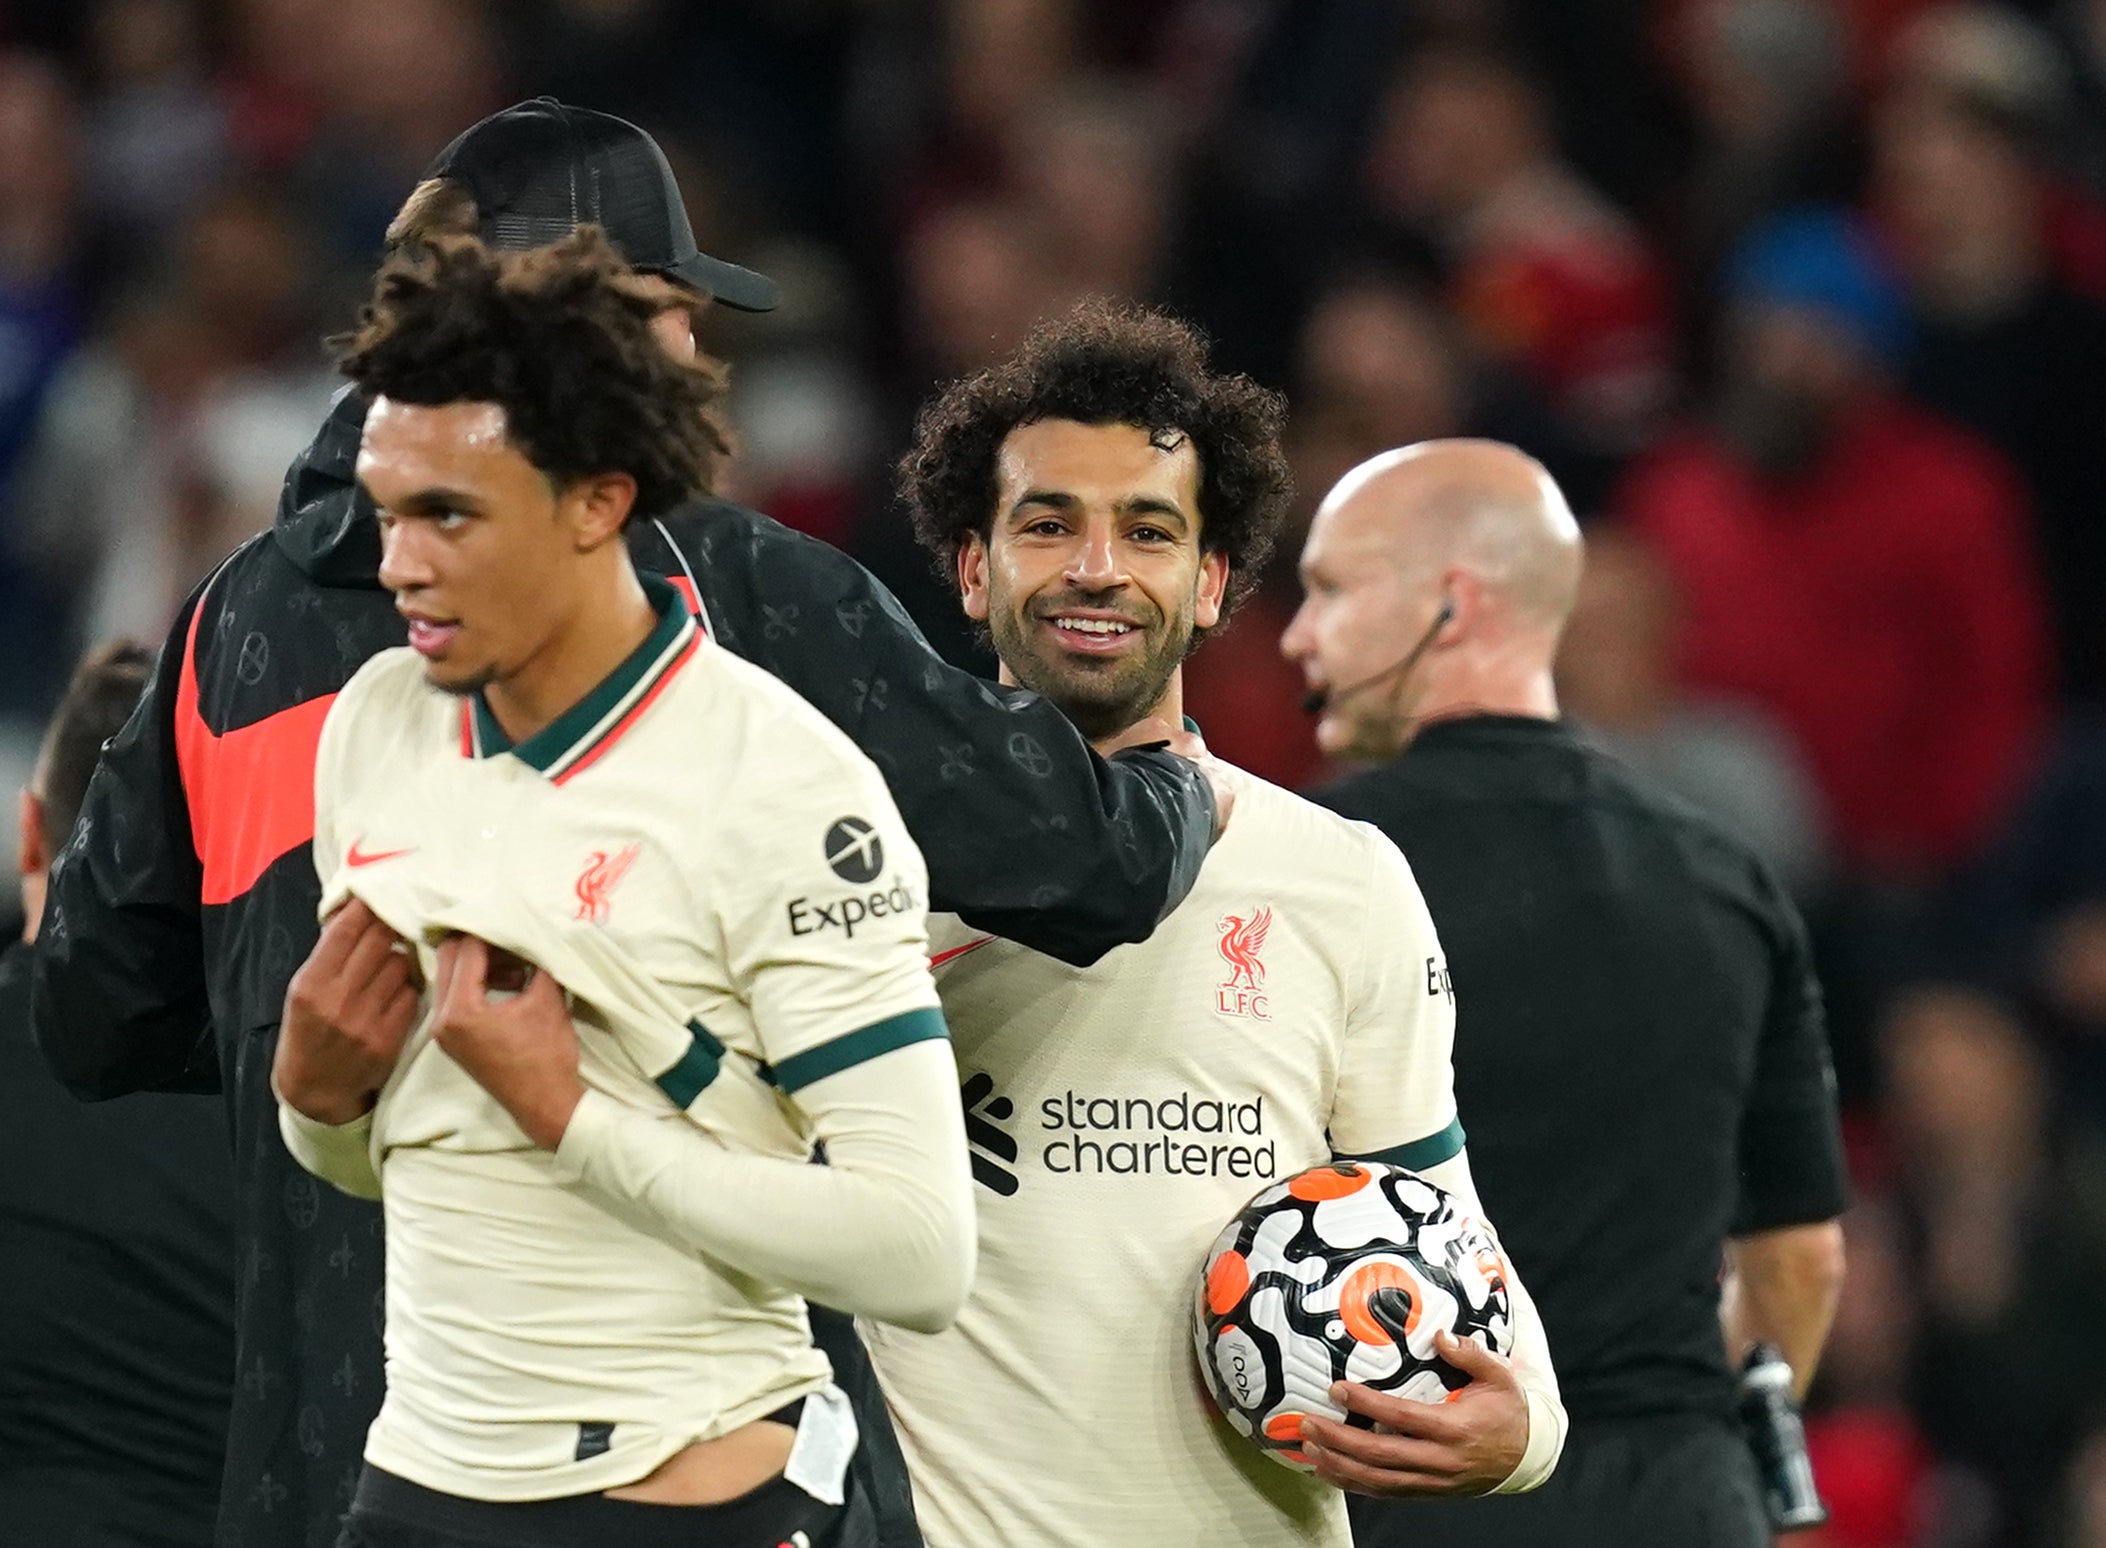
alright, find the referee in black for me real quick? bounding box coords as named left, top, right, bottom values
left=1282, top=439, right=1847, bottom=1545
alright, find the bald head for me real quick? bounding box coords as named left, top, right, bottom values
left=1317, top=439, right=1582, bottom=628
left=1284, top=439, right=1581, bottom=759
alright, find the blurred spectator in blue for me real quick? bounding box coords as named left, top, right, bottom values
left=1880, top=985, right=2106, bottom=1547
left=1358, top=36, right=1675, bottom=458
left=80, top=0, right=230, bottom=267
left=0, top=53, right=86, bottom=714
left=0, top=53, right=85, bottom=504
left=14, top=180, right=335, bottom=653
left=1872, top=5, right=2106, bottom=707
left=1555, top=522, right=1830, bottom=898
left=1617, top=209, right=2046, bottom=888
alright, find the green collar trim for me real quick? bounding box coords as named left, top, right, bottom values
left=469, top=574, right=693, bottom=778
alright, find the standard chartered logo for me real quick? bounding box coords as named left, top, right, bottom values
left=1038, top=1090, right=1274, bottom=1180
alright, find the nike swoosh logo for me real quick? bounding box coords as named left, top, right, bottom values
left=930, top=935, right=997, bottom=969
left=346, top=840, right=416, bottom=868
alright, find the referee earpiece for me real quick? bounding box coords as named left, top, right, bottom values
left=1300, top=593, right=1458, bottom=717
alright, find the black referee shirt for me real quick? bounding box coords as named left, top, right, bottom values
left=1316, top=715, right=1847, bottom=1424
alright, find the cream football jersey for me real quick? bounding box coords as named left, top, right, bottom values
left=862, top=768, right=1463, bottom=1547
left=300, top=577, right=950, bottom=1501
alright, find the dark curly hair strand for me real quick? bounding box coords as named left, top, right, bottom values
left=334, top=226, right=731, bottom=519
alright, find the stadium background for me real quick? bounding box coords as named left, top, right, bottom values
left=0, top=0, right=2101, bottom=1543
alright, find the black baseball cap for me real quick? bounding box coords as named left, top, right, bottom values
left=422, top=97, right=779, bottom=313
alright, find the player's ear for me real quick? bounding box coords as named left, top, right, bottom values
left=568, top=472, right=637, bottom=551
left=957, top=531, right=991, bottom=622
left=1194, top=550, right=1229, bottom=631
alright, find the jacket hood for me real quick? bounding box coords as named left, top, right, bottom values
left=272, top=385, right=382, bottom=587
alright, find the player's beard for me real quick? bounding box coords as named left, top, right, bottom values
left=990, top=582, right=1195, bottom=743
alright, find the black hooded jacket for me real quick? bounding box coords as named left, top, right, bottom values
left=31, top=385, right=1215, bottom=1547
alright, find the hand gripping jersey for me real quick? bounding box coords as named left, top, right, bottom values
left=862, top=769, right=1564, bottom=1547
left=279, top=578, right=972, bottom=1502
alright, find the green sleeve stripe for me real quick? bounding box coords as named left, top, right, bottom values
left=770, top=1006, right=949, bottom=1094
left=1350, top=1116, right=1466, bottom=1174
left=657, top=1020, right=725, bottom=1109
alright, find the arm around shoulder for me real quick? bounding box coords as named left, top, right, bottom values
left=725, top=523, right=1218, bottom=964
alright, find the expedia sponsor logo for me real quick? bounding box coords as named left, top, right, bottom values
left=786, top=874, right=918, bottom=939
left=824, top=816, right=884, bottom=883
left=1039, top=1090, right=1276, bottom=1180
left=1426, top=955, right=1454, bottom=1001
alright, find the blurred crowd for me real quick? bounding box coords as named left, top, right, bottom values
left=0, top=0, right=2103, bottom=1543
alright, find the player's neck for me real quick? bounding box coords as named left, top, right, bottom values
left=1090, top=674, right=1187, bottom=757
left=483, top=564, right=658, bottom=745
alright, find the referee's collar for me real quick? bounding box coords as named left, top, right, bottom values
left=1408, top=711, right=1573, bottom=751
left=461, top=574, right=699, bottom=783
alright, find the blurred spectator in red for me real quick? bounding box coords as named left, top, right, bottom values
left=1872, top=13, right=2106, bottom=709
left=14, top=180, right=335, bottom=650
left=1360, top=36, right=1674, bottom=454
left=1880, top=985, right=2106, bottom=1546
left=1556, top=522, right=1829, bottom=897
left=79, top=0, right=229, bottom=257
left=1616, top=208, right=2046, bottom=883
left=1797, top=1200, right=1938, bottom=1548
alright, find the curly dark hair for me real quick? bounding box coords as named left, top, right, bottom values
left=898, top=300, right=1292, bottom=628
left=334, top=226, right=730, bottom=518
